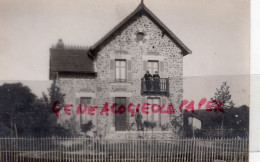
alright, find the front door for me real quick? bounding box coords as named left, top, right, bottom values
left=115, top=97, right=127, bottom=131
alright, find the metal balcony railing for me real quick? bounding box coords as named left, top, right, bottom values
left=141, top=78, right=169, bottom=96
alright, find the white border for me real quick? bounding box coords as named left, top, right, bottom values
left=250, top=0, right=260, bottom=161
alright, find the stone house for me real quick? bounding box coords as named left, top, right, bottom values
left=49, top=2, right=191, bottom=139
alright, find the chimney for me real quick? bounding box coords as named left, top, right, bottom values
left=56, top=39, right=64, bottom=48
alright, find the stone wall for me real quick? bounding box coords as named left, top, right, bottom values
left=57, top=15, right=184, bottom=139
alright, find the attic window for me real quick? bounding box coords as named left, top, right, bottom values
left=136, top=32, right=145, bottom=41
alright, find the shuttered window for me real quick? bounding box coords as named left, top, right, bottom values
left=115, top=60, right=126, bottom=82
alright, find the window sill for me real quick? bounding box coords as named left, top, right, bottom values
left=113, top=131, right=172, bottom=133
left=110, top=82, right=133, bottom=85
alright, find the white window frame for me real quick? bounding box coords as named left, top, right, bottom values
left=148, top=60, right=159, bottom=75
left=115, top=59, right=127, bottom=82
left=80, top=97, right=92, bottom=126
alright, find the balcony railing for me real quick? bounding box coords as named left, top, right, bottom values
left=141, top=78, right=169, bottom=96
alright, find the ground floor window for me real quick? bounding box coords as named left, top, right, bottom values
left=80, top=97, right=92, bottom=125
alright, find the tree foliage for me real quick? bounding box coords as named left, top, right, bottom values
left=211, top=81, right=234, bottom=110
left=0, top=81, right=73, bottom=137
left=0, top=83, right=36, bottom=112
left=210, top=81, right=235, bottom=136
left=224, top=105, right=249, bottom=137
left=0, top=83, right=36, bottom=136
left=40, top=80, right=70, bottom=136
left=184, top=105, right=249, bottom=138
left=41, top=80, right=65, bottom=109
left=171, top=114, right=184, bottom=136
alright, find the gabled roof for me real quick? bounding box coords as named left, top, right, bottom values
left=49, top=47, right=95, bottom=79
left=90, top=2, right=192, bottom=56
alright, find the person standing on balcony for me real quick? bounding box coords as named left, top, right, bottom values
left=153, top=71, right=160, bottom=91
left=143, top=70, right=152, bottom=91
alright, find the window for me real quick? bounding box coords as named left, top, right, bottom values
left=115, top=60, right=126, bottom=82
left=136, top=32, right=145, bottom=41
left=147, top=97, right=161, bottom=124
left=80, top=97, right=92, bottom=125
left=148, top=60, right=159, bottom=75
left=115, top=97, right=127, bottom=131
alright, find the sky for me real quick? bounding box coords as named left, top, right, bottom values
left=0, top=0, right=250, bottom=106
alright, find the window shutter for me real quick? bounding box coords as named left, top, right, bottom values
left=126, top=97, right=130, bottom=123
left=159, top=61, right=164, bottom=73
left=112, top=97, right=115, bottom=127
left=162, top=97, right=166, bottom=105
left=143, top=61, right=147, bottom=72
left=126, top=97, right=130, bottom=107
left=141, top=98, right=148, bottom=121
left=127, top=60, right=132, bottom=81
left=110, top=60, right=115, bottom=81
left=92, top=98, right=96, bottom=106
left=141, top=97, right=147, bottom=104
left=75, top=97, right=80, bottom=105
left=127, top=60, right=132, bottom=71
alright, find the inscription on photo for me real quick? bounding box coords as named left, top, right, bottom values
left=52, top=98, right=224, bottom=117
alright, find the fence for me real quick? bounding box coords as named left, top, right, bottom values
left=0, top=137, right=248, bottom=162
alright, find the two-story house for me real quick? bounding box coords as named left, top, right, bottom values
left=49, top=1, right=191, bottom=139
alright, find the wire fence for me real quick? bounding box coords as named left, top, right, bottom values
left=0, top=137, right=248, bottom=162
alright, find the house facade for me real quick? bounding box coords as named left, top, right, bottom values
left=49, top=2, right=191, bottom=139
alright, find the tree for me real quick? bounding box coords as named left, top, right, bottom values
left=224, top=105, right=249, bottom=138
left=171, top=114, right=184, bottom=137
left=41, top=80, right=65, bottom=109
left=211, top=81, right=234, bottom=138
left=40, top=80, right=68, bottom=136
left=0, top=83, right=36, bottom=136
left=211, top=81, right=234, bottom=111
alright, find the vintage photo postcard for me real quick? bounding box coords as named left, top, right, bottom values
left=0, top=0, right=250, bottom=161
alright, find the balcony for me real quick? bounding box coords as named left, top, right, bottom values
left=141, top=78, right=169, bottom=96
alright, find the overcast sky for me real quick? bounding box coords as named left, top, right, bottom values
left=0, top=0, right=250, bottom=106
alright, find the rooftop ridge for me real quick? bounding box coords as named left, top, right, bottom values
left=51, top=44, right=90, bottom=50
left=90, top=1, right=192, bottom=56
